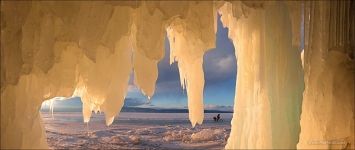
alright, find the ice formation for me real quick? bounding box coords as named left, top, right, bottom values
left=166, top=2, right=216, bottom=127
left=218, top=1, right=305, bottom=149
left=1, top=1, right=354, bottom=149
left=297, top=1, right=354, bottom=149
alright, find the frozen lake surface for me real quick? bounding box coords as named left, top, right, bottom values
left=42, top=112, right=232, bottom=149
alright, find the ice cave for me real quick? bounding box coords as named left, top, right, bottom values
left=1, top=1, right=354, bottom=149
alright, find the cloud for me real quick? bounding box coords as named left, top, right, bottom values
left=204, top=104, right=233, bottom=111
left=203, top=51, right=236, bottom=84
left=123, top=97, right=149, bottom=107
left=216, top=55, right=235, bottom=73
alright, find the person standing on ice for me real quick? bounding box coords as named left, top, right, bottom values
left=213, top=114, right=221, bottom=122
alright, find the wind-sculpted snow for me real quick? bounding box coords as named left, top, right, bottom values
left=41, top=112, right=232, bottom=149
left=1, top=1, right=354, bottom=149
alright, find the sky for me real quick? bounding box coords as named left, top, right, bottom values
left=42, top=14, right=236, bottom=112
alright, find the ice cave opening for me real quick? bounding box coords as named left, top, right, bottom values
left=38, top=15, right=237, bottom=148
left=1, top=1, right=354, bottom=149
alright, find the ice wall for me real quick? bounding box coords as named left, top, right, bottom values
left=219, top=1, right=304, bottom=149
left=298, top=1, right=354, bottom=149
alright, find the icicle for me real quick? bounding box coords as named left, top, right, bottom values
left=49, top=99, right=54, bottom=119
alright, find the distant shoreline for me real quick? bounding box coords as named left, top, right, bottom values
left=40, top=107, right=233, bottom=113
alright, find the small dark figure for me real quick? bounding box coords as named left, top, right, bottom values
left=213, top=114, right=221, bottom=122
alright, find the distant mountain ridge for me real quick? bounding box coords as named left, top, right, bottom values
left=40, top=106, right=233, bottom=113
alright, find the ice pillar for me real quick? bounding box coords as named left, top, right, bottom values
left=219, top=1, right=304, bottom=149
left=298, top=1, right=354, bottom=149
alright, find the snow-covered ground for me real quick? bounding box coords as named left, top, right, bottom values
left=42, top=112, right=232, bottom=149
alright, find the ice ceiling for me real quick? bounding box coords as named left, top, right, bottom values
left=1, top=1, right=354, bottom=149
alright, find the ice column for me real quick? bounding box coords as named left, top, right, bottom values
left=298, top=1, right=354, bottom=149
left=219, top=1, right=304, bottom=149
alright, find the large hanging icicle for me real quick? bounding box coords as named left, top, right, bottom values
left=71, top=5, right=134, bottom=125
left=132, top=2, right=165, bottom=99
left=166, top=2, right=216, bottom=127
left=73, top=37, right=132, bottom=125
